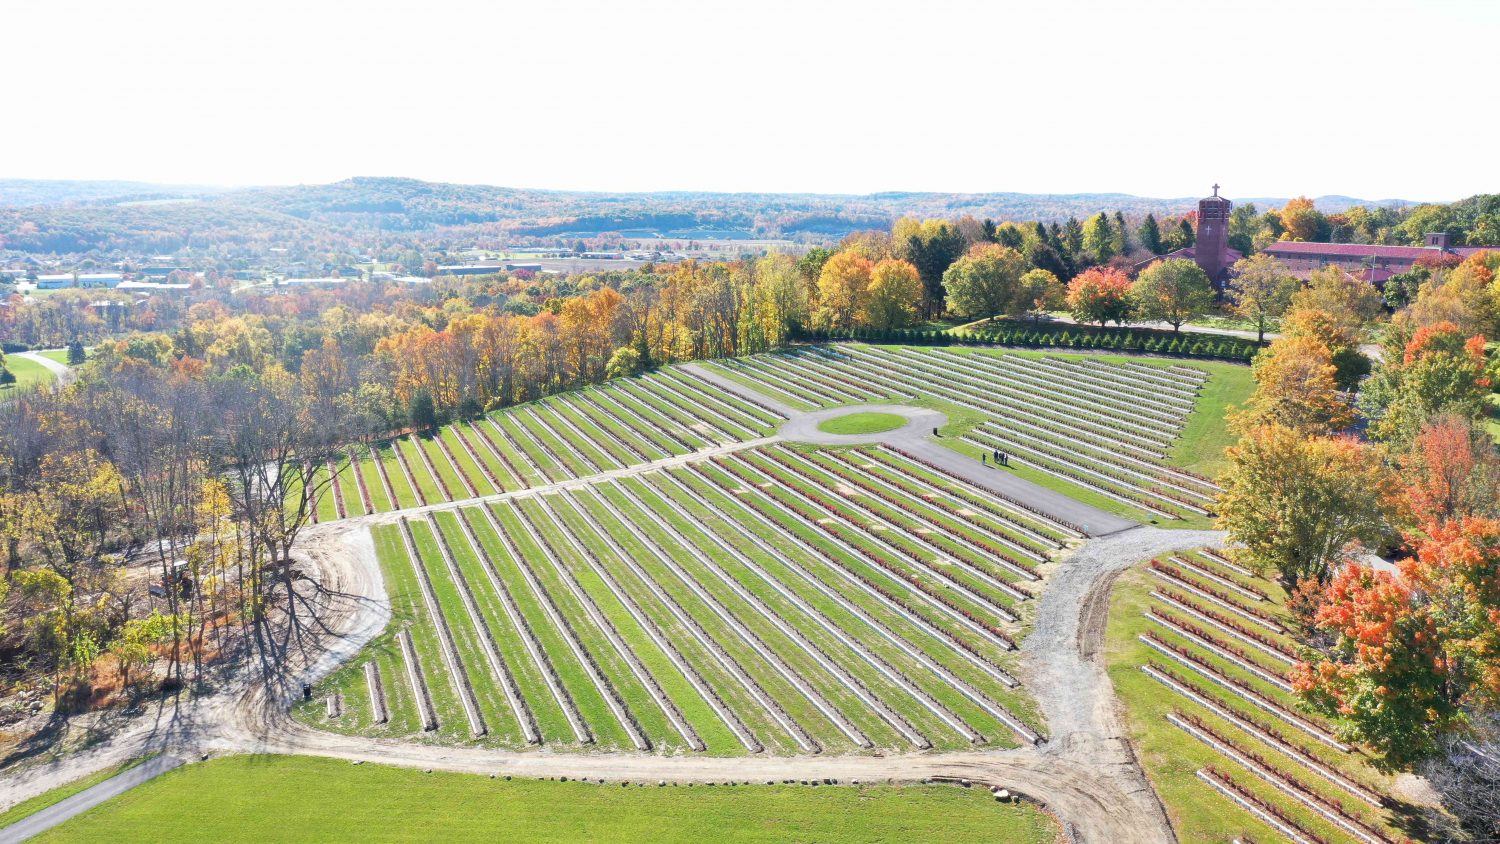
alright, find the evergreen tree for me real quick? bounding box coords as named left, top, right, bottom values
left=67, top=340, right=86, bottom=366
left=1137, top=214, right=1163, bottom=255
left=1228, top=203, right=1258, bottom=255
left=1062, top=217, right=1084, bottom=258
left=1177, top=218, right=1195, bottom=247
left=1112, top=210, right=1130, bottom=256
left=409, top=390, right=437, bottom=431
left=1082, top=212, right=1115, bottom=262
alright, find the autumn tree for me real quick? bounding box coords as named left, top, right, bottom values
left=1226, top=254, right=1299, bottom=342
left=1129, top=258, right=1213, bottom=332
left=1017, top=269, right=1065, bottom=323
left=1401, top=414, right=1500, bottom=525
left=1294, top=517, right=1500, bottom=764
left=1065, top=267, right=1133, bottom=327
left=1279, top=196, right=1329, bottom=242
left=1291, top=265, right=1386, bottom=335
left=1280, top=307, right=1370, bottom=390
left=814, top=251, right=874, bottom=330
left=1234, top=336, right=1355, bottom=435
left=1360, top=321, right=1492, bottom=446
left=941, top=244, right=1029, bottom=320
left=1216, top=424, right=1402, bottom=586
left=862, top=259, right=922, bottom=330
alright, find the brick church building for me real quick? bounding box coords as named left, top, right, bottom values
left=1134, top=185, right=1242, bottom=288
left=1137, top=184, right=1495, bottom=289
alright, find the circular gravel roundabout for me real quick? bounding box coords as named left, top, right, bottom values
left=779, top=403, right=948, bottom=445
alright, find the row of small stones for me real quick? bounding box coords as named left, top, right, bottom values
left=854, top=448, right=1066, bottom=551
left=555, top=488, right=763, bottom=753
left=456, top=506, right=594, bottom=743
left=607, top=479, right=878, bottom=749
left=644, top=470, right=963, bottom=746
left=542, top=485, right=843, bottom=750
left=731, top=452, right=1021, bottom=626
left=700, top=460, right=1031, bottom=712
left=875, top=444, right=1085, bottom=539
left=579, top=484, right=821, bottom=753
left=751, top=354, right=882, bottom=406
left=343, top=761, right=1020, bottom=801
left=780, top=349, right=913, bottom=402
left=715, top=458, right=1019, bottom=654
left=982, top=417, right=1217, bottom=500
left=1143, top=663, right=1384, bottom=809
left=675, top=464, right=1019, bottom=732
left=881, top=346, right=1178, bottom=441
left=425, top=512, right=541, bottom=744
left=661, top=368, right=784, bottom=429
left=918, top=348, right=1186, bottom=432
left=831, top=346, right=1173, bottom=453
left=942, top=348, right=1198, bottom=418
left=961, top=432, right=1185, bottom=520
left=971, top=424, right=1210, bottom=514
left=723, top=356, right=837, bottom=407
left=820, top=448, right=1049, bottom=567
left=851, top=344, right=1180, bottom=447
left=767, top=446, right=1034, bottom=600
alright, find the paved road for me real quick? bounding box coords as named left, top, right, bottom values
left=777, top=403, right=946, bottom=445
left=0, top=755, right=184, bottom=843
left=12, top=352, right=74, bottom=390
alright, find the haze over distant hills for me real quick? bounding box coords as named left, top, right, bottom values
left=0, top=176, right=1428, bottom=255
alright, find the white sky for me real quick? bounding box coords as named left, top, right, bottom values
left=6, top=0, right=1497, bottom=200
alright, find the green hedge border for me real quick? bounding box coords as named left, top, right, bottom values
left=793, top=322, right=1260, bottom=363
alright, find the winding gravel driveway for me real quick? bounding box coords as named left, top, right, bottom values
left=2, top=370, right=1220, bottom=843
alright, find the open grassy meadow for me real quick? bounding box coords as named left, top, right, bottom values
left=33, top=755, right=1059, bottom=844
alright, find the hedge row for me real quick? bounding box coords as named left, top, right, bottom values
left=793, top=323, right=1260, bottom=362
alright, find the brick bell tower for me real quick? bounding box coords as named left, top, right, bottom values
left=1196, top=184, right=1232, bottom=287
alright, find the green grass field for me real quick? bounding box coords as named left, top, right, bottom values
left=0, top=757, right=149, bottom=829
left=815, top=412, right=907, bottom=435
left=1, top=354, right=56, bottom=394
left=33, top=755, right=1057, bottom=843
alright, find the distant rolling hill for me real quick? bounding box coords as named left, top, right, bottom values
left=0, top=176, right=1426, bottom=255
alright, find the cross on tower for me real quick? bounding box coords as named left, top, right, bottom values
left=1212, top=183, right=1220, bottom=197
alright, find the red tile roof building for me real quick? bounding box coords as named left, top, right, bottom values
left=1262, top=231, right=1495, bottom=284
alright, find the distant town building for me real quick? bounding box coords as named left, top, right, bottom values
left=279, top=277, right=348, bottom=286
left=117, top=280, right=191, bottom=291
left=435, top=263, right=506, bottom=276
left=35, top=272, right=124, bottom=289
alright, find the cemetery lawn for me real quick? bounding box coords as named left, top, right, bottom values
left=34, top=755, right=1059, bottom=843
left=815, top=412, right=907, bottom=435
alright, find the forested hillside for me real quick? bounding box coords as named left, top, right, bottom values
left=0, top=176, right=1430, bottom=256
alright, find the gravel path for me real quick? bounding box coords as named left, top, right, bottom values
left=0, top=755, right=184, bottom=842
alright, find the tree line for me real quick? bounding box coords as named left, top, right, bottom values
left=1212, top=247, right=1500, bottom=838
